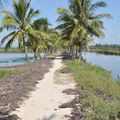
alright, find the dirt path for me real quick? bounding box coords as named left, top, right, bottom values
left=13, top=59, right=75, bottom=120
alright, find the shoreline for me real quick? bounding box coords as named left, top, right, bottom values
left=0, top=59, right=53, bottom=116
left=90, top=49, right=120, bottom=56
left=64, top=60, right=120, bottom=119
left=0, top=58, right=120, bottom=119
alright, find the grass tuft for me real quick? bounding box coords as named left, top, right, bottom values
left=65, top=60, right=120, bottom=98
left=0, top=69, right=24, bottom=80
left=65, top=60, right=120, bottom=119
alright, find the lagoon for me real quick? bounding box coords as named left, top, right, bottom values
left=0, top=53, right=34, bottom=67
left=83, top=52, right=120, bottom=79
left=0, top=52, right=120, bottom=79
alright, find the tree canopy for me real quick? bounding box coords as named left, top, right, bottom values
left=56, top=0, right=112, bottom=59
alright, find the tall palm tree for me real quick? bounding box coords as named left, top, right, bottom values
left=0, top=0, right=39, bottom=61
left=57, top=0, right=112, bottom=59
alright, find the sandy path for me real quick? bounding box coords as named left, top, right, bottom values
left=13, top=59, right=75, bottom=120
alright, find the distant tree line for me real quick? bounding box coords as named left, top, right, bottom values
left=90, top=44, right=120, bottom=51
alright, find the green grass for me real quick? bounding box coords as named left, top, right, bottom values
left=81, top=95, right=120, bottom=119
left=65, top=60, right=120, bottom=119
left=0, top=49, right=33, bottom=53
left=0, top=49, right=22, bottom=53
left=0, top=69, right=25, bottom=80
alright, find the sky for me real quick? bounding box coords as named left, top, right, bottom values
left=31, top=0, right=120, bottom=45
left=1, top=0, right=120, bottom=46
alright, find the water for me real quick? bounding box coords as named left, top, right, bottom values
left=0, top=53, right=35, bottom=67
left=0, top=52, right=119, bottom=79
left=83, top=52, right=120, bottom=79
left=0, top=53, right=46, bottom=67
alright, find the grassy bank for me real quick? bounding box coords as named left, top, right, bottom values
left=65, top=60, right=120, bottom=119
left=0, top=49, right=22, bottom=53
left=90, top=44, right=120, bottom=55
left=0, top=69, right=24, bottom=80
left=0, top=49, right=33, bottom=53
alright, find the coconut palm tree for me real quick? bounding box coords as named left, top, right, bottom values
left=28, top=18, right=60, bottom=60
left=32, top=18, right=51, bottom=31
left=57, top=0, right=112, bottom=59
left=0, top=0, right=39, bottom=61
left=27, top=18, right=51, bottom=60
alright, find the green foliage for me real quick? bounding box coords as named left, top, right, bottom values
left=56, top=0, right=112, bottom=59
left=0, top=48, right=33, bottom=53
left=33, top=18, right=51, bottom=31
left=65, top=60, right=120, bottom=98
left=28, top=17, right=61, bottom=60
left=81, top=95, right=120, bottom=119
left=0, top=48, right=21, bottom=53
left=29, top=17, right=51, bottom=52
left=0, top=0, right=39, bottom=61
left=0, top=1, right=61, bottom=61
left=65, top=60, right=120, bottom=119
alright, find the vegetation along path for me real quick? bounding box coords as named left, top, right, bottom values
left=13, top=59, right=75, bottom=120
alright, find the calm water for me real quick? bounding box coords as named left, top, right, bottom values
left=0, top=53, right=46, bottom=67
left=0, top=52, right=119, bottom=79
left=83, top=52, right=120, bottom=79
left=0, top=53, right=34, bottom=67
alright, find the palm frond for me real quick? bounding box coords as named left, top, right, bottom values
left=92, top=14, right=113, bottom=19
left=1, top=31, right=16, bottom=45
left=5, top=32, right=19, bottom=49
left=90, top=1, right=107, bottom=11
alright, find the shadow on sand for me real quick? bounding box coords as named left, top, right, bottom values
left=42, top=114, right=55, bottom=120
left=0, top=113, right=19, bottom=120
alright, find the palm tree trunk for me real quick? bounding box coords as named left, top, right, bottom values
left=33, top=49, right=39, bottom=60
left=69, top=46, right=72, bottom=56
left=34, top=51, right=37, bottom=60
left=75, top=49, right=78, bottom=59
left=23, top=37, right=29, bottom=62
left=74, top=46, right=77, bottom=59
left=69, top=46, right=75, bottom=58
left=79, top=42, right=83, bottom=60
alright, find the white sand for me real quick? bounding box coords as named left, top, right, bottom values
left=13, top=59, right=75, bottom=120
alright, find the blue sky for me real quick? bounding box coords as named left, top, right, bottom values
left=31, top=0, right=120, bottom=45
left=1, top=0, right=120, bottom=45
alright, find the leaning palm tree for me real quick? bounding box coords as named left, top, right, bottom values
left=0, top=0, right=39, bottom=61
left=57, top=0, right=112, bottom=59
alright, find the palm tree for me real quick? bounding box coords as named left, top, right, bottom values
left=47, top=28, right=62, bottom=54
left=28, top=18, right=51, bottom=60
left=33, top=18, right=51, bottom=31
left=57, top=0, right=112, bottom=59
left=0, top=0, right=39, bottom=61
left=28, top=18, right=61, bottom=60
